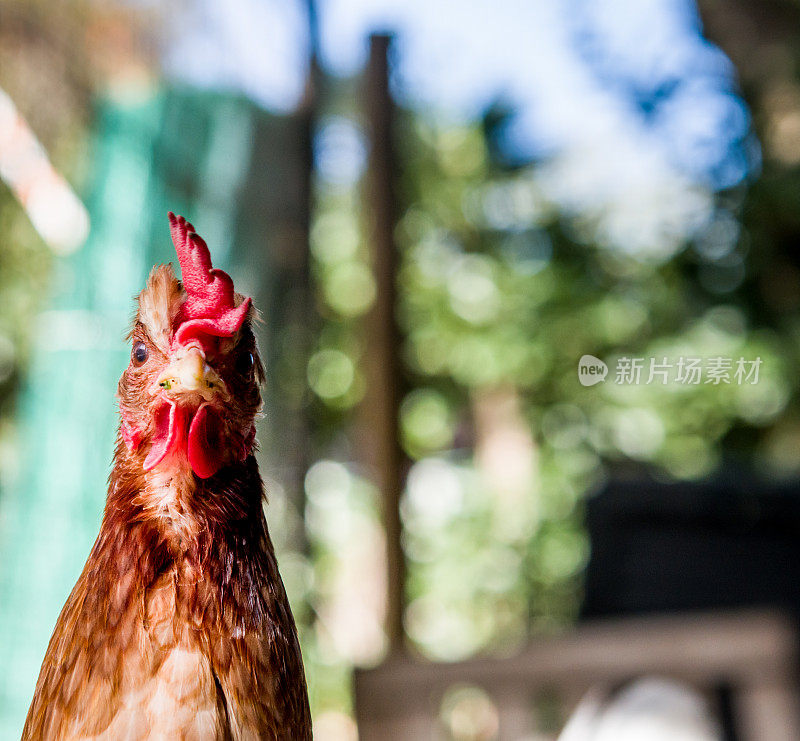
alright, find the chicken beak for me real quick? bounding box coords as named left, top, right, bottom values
left=152, top=346, right=226, bottom=402
left=176, top=348, right=206, bottom=391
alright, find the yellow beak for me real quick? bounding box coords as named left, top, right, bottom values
left=153, top=346, right=225, bottom=401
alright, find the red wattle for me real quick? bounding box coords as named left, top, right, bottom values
left=187, top=403, right=225, bottom=479
left=143, top=400, right=184, bottom=471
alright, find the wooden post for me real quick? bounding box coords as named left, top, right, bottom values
left=269, top=0, right=320, bottom=559
left=287, top=0, right=320, bottom=556
left=363, top=33, right=407, bottom=653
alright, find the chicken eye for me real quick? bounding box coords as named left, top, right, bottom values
left=132, top=342, right=149, bottom=367
left=237, top=351, right=254, bottom=376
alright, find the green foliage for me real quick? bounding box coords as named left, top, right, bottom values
left=306, top=98, right=791, bottom=691
left=388, top=111, right=785, bottom=656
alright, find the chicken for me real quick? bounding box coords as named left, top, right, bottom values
left=22, top=213, right=312, bottom=740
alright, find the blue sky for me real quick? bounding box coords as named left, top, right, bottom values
left=165, top=0, right=751, bottom=180
left=162, top=0, right=756, bottom=255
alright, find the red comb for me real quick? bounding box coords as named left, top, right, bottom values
left=168, top=212, right=251, bottom=347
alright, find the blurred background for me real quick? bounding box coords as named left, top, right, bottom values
left=2, top=0, right=800, bottom=739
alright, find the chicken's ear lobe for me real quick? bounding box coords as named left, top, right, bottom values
left=136, top=263, right=184, bottom=351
